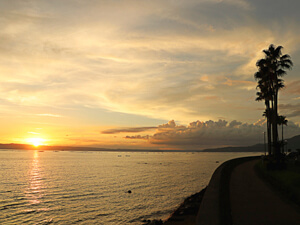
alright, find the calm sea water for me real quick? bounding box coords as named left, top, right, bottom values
left=0, top=150, right=260, bottom=224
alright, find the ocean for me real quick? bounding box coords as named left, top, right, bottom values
left=0, top=150, right=260, bottom=224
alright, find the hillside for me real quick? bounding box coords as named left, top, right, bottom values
left=202, top=134, right=300, bottom=152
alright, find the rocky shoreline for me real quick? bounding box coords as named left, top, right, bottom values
left=143, top=187, right=207, bottom=225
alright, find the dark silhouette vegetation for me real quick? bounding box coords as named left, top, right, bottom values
left=254, top=44, right=293, bottom=168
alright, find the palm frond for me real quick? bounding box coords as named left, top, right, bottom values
left=277, top=69, right=287, bottom=77
left=274, top=45, right=283, bottom=57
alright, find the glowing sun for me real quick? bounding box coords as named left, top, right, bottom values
left=27, top=138, right=45, bottom=147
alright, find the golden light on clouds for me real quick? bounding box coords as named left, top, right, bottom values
left=0, top=0, right=299, bottom=149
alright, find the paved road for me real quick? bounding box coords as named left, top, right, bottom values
left=230, top=159, right=300, bottom=225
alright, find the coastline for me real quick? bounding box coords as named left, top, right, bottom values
left=143, top=187, right=207, bottom=225
left=143, top=156, right=260, bottom=225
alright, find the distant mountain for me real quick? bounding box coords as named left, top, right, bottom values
left=202, top=134, right=300, bottom=152
left=285, top=135, right=300, bottom=150
left=201, top=144, right=264, bottom=152
left=0, top=143, right=33, bottom=150
left=0, top=134, right=299, bottom=152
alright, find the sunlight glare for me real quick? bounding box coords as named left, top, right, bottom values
left=27, top=138, right=45, bottom=147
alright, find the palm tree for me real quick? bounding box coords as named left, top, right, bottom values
left=255, top=59, right=273, bottom=155
left=277, top=115, right=288, bottom=153
left=254, top=44, right=293, bottom=157
left=263, top=45, right=292, bottom=156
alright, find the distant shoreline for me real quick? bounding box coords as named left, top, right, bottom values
left=0, top=144, right=264, bottom=153
left=0, top=147, right=262, bottom=153
left=1, top=134, right=299, bottom=152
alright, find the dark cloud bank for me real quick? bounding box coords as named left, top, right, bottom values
left=119, top=119, right=300, bottom=150
left=102, top=127, right=156, bottom=134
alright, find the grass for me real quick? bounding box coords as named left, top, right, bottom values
left=255, top=160, right=300, bottom=207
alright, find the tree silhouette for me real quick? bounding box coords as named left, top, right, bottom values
left=254, top=44, right=293, bottom=157
left=255, top=57, right=273, bottom=155
left=277, top=115, right=288, bottom=153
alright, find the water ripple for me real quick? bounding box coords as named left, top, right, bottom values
left=0, top=150, right=259, bottom=224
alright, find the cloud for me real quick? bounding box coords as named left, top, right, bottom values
left=37, top=113, right=62, bottom=118
left=279, top=103, right=300, bottom=118
left=229, top=120, right=243, bottom=128
left=28, top=131, right=39, bottom=135
left=124, top=135, right=150, bottom=140
left=130, top=119, right=300, bottom=150
left=0, top=0, right=299, bottom=145
left=253, top=118, right=266, bottom=126
left=287, top=110, right=300, bottom=118
left=223, top=78, right=256, bottom=90
left=157, top=120, right=186, bottom=130
left=102, top=126, right=156, bottom=134
left=283, top=80, right=300, bottom=95
left=158, top=120, right=176, bottom=128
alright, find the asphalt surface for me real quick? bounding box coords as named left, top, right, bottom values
left=230, top=159, right=300, bottom=225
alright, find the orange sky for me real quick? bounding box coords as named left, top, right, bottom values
left=0, top=0, right=300, bottom=149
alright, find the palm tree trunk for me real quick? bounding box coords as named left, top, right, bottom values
left=270, top=95, right=275, bottom=155
left=273, top=90, right=279, bottom=157
left=265, top=100, right=272, bottom=155
left=282, top=124, right=284, bottom=154
left=268, top=117, right=272, bottom=155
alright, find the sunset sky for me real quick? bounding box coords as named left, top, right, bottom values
left=1, top=0, right=300, bottom=150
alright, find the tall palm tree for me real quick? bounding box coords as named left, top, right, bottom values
left=255, top=59, right=273, bottom=155
left=254, top=44, right=293, bottom=157
left=264, top=45, right=293, bottom=157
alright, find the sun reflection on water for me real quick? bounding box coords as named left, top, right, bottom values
left=26, top=150, right=44, bottom=205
